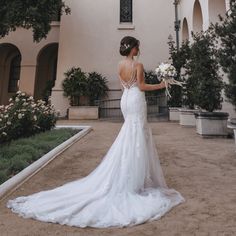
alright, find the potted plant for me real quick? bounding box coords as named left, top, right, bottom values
left=167, top=35, right=192, bottom=122
left=212, top=0, right=236, bottom=141
left=62, top=67, right=109, bottom=120
left=189, top=30, right=229, bottom=137
left=87, top=72, right=109, bottom=106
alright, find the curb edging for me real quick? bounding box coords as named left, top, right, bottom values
left=0, top=125, right=93, bottom=201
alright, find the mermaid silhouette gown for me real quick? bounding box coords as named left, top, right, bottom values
left=6, top=60, right=185, bottom=228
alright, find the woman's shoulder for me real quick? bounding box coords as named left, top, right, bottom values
left=135, top=61, right=144, bottom=70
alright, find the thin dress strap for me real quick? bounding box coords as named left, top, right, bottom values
left=120, top=61, right=137, bottom=89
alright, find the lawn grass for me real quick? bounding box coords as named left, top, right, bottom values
left=0, top=128, right=81, bottom=184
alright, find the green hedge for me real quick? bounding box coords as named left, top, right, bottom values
left=0, top=128, right=80, bottom=184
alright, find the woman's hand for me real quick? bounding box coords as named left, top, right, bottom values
left=159, top=80, right=167, bottom=89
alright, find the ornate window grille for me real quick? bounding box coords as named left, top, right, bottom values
left=120, top=0, right=133, bottom=23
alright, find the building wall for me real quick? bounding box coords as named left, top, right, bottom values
left=0, top=0, right=235, bottom=118
left=0, top=23, right=60, bottom=104
left=51, top=0, right=175, bottom=116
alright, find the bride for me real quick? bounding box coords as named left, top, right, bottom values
left=6, top=36, right=185, bottom=228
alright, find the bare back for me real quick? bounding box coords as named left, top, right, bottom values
left=118, top=60, right=137, bottom=89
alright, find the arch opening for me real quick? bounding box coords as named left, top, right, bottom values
left=193, top=0, right=203, bottom=33
left=182, top=18, right=189, bottom=41
left=34, top=43, right=59, bottom=101
left=0, top=43, right=21, bottom=105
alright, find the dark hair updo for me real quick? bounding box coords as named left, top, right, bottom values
left=119, top=36, right=140, bottom=56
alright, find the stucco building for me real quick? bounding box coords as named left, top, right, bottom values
left=0, top=0, right=235, bottom=117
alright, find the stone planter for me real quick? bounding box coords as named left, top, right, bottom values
left=194, top=111, right=229, bottom=137
left=227, top=118, right=236, bottom=148
left=179, top=108, right=199, bottom=127
left=68, top=106, right=99, bottom=120
left=169, top=107, right=181, bottom=121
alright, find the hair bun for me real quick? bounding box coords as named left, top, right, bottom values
left=119, top=36, right=139, bottom=56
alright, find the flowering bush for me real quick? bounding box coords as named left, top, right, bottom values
left=0, top=91, right=58, bottom=144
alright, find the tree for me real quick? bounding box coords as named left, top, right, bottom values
left=0, top=0, right=70, bottom=42
left=167, top=35, right=191, bottom=107
left=184, top=30, right=224, bottom=112
left=212, top=0, right=236, bottom=111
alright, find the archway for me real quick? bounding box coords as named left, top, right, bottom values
left=209, top=0, right=226, bottom=24
left=0, top=43, right=21, bottom=105
left=193, top=0, right=203, bottom=33
left=34, top=43, right=58, bottom=101
left=182, top=18, right=189, bottom=41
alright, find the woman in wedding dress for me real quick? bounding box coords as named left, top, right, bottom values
left=6, top=36, right=185, bottom=228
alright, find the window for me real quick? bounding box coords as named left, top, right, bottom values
left=120, top=0, right=133, bottom=23
left=8, top=54, right=21, bottom=93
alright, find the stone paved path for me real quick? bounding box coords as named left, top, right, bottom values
left=0, top=120, right=235, bottom=236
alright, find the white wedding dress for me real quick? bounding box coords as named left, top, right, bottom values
left=6, top=60, right=185, bottom=228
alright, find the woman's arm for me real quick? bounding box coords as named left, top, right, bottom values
left=136, top=63, right=166, bottom=91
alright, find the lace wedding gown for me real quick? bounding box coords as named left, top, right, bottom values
left=6, top=60, right=185, bottom=228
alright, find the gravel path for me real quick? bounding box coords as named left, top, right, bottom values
left=0, top=120, right=235, bottom=236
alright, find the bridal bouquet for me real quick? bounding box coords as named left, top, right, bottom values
left=155, top=62, right=185, bottom=98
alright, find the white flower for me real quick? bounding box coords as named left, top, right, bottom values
left=9, top=98, right=13, bottom=102
left=18, top=113, right=23, bottom=119
left=4, top=114, right=8, bottom=118
left=22, top=93, right=25, bottom=96
left=2, top=132, right=7, bottom=136
left=0, top=118, right=2, bottom=122
left=16, top=91, right=21, bottom=94
left=33, top=115, right=37, bottom=121
left=15, top=97, right=20, bottom=102
left=7, top=121, right=11, bottom=125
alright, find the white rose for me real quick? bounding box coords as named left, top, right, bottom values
left=7, top=121, right=11, bottom=125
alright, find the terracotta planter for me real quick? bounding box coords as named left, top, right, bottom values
left=169, top=107, right=181, bottom=121
left=194, top=111, right=229, bottom=137
left=68, top=106, right=99, bottom=120
left=179, top=108, right=199, bottom=127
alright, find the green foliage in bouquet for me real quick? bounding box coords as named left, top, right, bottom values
left=184, top=30, right=224, bottom=112
left=0, top=91, right=57, bottom=144
left=0, top=0, right=71, bottom=42
left=212, top=0, right=236, bottom=111
left=167, top=35, right=191, bottom=107
left=87, top=72, right=109, bottom=105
